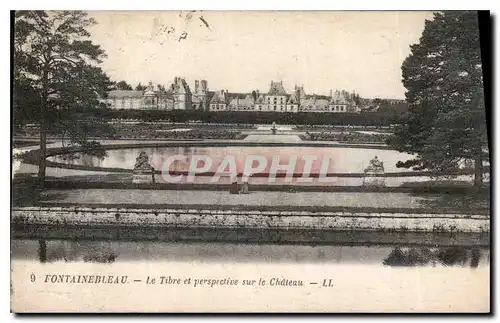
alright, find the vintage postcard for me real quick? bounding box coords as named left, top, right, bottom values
left=11, top=10, right=490, bottom=313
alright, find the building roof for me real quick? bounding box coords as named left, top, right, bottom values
left=297, top=86, right=306, bottom=99
left=192, top=93, right=206, bottom=103
left=228, top=95, right=254, bottom=107
left=205, top=91, right=215, bottom=103
left=301, top=97, right=316, bottom=109
left=108, top=90, right=144, bottom=98
left=227, top=92, right=247, bottom=100
left=268, top=81, right=287, bottom=95
left=255, top=94, right=266, bottom=104
left=228, top=98, right=239, bottom=106
left=239, top=96, right=255, bottom=106
left=287, top=92, right=299, bottom=104
left=331, top=90, right=348, bottom=104
left=210, top=91, right=228, bottom=104
left=171, top=77, right=192, bottom=96
left=315, top=99, right=330, bottom=110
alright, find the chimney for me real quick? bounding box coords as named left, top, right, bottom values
left=195, top=80, right=199, bottom=93
left=201, top=80, right=207, bottom=92
left=330, top=89, right=332, bottom=97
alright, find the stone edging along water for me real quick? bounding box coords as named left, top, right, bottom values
left=11, top=206, right=490, bottom=233
left=19, top=140, right=487, bottom=180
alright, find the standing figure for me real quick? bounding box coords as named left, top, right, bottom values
left=240, top=181, right=249, bottom=194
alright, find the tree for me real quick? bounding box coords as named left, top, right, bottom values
left=388, top=11, right=487, bottom=190
left=135, top=83, right=146, bottom=91
left=115, top=80, right=133, bottom=90
left=14, top=11, right=114, bottom=186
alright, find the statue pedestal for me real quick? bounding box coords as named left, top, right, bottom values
left=132, top=172, right=154, bottom=184
left=363, top=167, right=385, bottom=187
left=132, top=151, right=155, bottom=184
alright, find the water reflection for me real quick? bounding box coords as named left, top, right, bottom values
left=36, top=240, right=117, bottom=264
left=48, top=146, right=415, bottom=174
left=383, top=247, right=484, bottom=268
left=12, top=239, right=489, bottom=268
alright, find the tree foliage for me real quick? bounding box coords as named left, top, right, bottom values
left=388, top=11, right=487, bottom=187
left=84, top=108, right=397, bottom=126
left=14, top=10, right=114, bottom=183
left=115, top=80, right=133, bottom=90
left=135, top=83, right=146, bottom=91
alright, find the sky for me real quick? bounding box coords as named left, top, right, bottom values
left=87, top=11, right=434, bottom=99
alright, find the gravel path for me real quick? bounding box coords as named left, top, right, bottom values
left=40, top=189, right=430, bottom=209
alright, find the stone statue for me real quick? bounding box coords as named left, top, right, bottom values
left=132, top=151, right=155, bottom=184
left=134, top=151, right=152, bottom=171
left=240, top=181, right=249, bottom=194
left=271, top=122, right=277, bottom=135
left=367, top=156, right=384, bottom=171
left=363, top=156, right=385, bottom=187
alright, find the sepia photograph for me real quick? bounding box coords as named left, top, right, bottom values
left=10, top=9, right=490, bottom=313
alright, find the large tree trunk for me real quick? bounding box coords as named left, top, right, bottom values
left=38, top=61, right=49, bottom=189
left=473, top=148, right=483, bottom=192
left=38, top=105, right=46, bottom=188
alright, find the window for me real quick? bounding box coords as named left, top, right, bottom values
left=341, top=106, right=344, bottom=111
left=274, top=105, right=277, bottom=111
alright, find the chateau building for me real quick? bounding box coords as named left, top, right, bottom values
left=104, top=77, right=361, bottom=113
left=286, top=90, right=300, bottom=113
left=228, top=94, right=255, bottom=111
left=169, top=77, right=192, bottom=110
left=105, top=90, right=144, bottom=110
left=191, top=79, right=208, bottom=110
left=104, top=77, right=192, bottom=110
left=265, top=81, right=288, bottom=112
left=209, top=90, right=229, bottom=111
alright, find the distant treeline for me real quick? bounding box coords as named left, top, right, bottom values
left=84, top=108, right=400, bottom=126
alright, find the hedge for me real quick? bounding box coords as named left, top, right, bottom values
left=83, top=108, right=398, bottom=126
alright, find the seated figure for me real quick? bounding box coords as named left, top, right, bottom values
left=363, top=156, right=385, bottom=187
left=365, top=156, right=384, bottom=173
left=134, top=151, right=152, bottom=171
left=132, top=151, right=154, bottom=184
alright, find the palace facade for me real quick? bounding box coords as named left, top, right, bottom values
left=104, top=78, right=361, bottom=113
left=207, top=81, right=360, bottom=113
left=104, top=77, right=195, bottom=111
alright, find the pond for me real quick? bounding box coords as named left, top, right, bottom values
left=48, top=146, right=415, bottom=174
left=11, top=239, right=490, bottom=267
